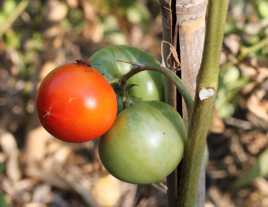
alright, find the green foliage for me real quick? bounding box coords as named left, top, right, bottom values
left=217, top=0, right=268, bottom=118
left=0, top=193, right=7, bottom=207
left=0, top=163, right=5, bottom=174
left=66, top=8, right=85, bottom=32
left=97, top=1, right=150, bottom=44
left=126, top=3, right=149, bottom=24
left=93, top=0, right=150, bottom=23
left=3, top=30, right=21, bottom=49
left=0, top=0, right=17, bottom=25
left=256, top=0, right=268, bottom=18
left=101, top=15, right=127, bottom=44
left=0, top=0, right=20, bottom=48
left=216, top=66, right=248, bottom=118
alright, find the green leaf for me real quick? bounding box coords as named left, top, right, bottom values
left=216, top=66, right=248, bottom=118
left=0, top=193, right=7, bottom=207
left=3, top=0, right=16, bottom=15
left=0, top=14, right=6, bottom=25
left=126, top=3, right=149, bottom=24
left=0, top=163, right=5, bottom=174
left=257, top=0, right=268, bottom=18
left=4, top=30, right=20, bottom=49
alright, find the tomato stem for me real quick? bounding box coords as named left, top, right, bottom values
left=75, top=59, right=91, bottom=67
left=177, top=0, right=229, bottom=206
left=118, top=60, right=194, bottom=118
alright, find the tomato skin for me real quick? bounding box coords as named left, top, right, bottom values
left=90, top=45, right=166, bottom=101
left=99, top=101, right=184, bottom=184
left=36, top=63, right=118, bottom=143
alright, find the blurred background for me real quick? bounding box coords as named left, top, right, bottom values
left=0, top=0, right=267, bottom=206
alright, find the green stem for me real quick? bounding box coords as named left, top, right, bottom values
left=0, top=0, right=30, bottom=37
left=177, top=0, right=229, bottom=207
left=119, top=62, right=194, bottom=117
left=239, top=37, right=268, bottom=61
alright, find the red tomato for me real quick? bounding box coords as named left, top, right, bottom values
left=36, top=62, right=117, bottom=143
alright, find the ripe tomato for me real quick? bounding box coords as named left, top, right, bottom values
left=90, top=45, right=166, bottom=102
left=99, top=101, right=185, bottom=184
left=36, top=62, right=117, bottom=143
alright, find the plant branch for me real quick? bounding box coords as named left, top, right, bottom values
left=0, top=0, right=30, bottom=37
left=239, top=37, right=268, bottom=61
left=177, top=0, right=229, bottom=206
left=118, top=61, right=194, bottom=117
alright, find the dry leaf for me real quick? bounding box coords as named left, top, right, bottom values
left=32, top=184, right=52, bottom=203
left=224, top=34, right=240, bottom=54
left=211, top=111, right=225, bottom=133
left=247, top=90, right=268, bottom=122
left=66, top=0, right=79, bottom=8
left=47, top=0, right=68, bottom=22
left=209, top=187, right=235, bottom=207
left=40, top=62, right=57, bottom=80
left=25, top=127, right=51, bottom=162
left=92, top=175, right=121, bottom=207
left=24, top=203, right=47, bottom=207
left=0, top=131, right=21, bottom=182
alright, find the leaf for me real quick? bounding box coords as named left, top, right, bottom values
left=257, top=0, right=268, bottom=18
left=0, top=163, right=5, bottom=174
left=233, top=147, right=268, bottom=188
left=3, top=0, right=16, bottom=15
left=216, top=66, right=248, bottom=118
left=0, top=193, right=7, bottom=207
left=126, top=3, right=149, bottom=24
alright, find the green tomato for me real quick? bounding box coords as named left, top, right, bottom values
left=99, top=101, right=185, bottom=184
left=90, top=45, right=165, bottom=101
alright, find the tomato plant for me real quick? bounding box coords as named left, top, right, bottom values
left=99, top=101, right=185, bottom=184
left=36, top=62, right=117, bottom=143
left=90, top=45, right=166, bottom=102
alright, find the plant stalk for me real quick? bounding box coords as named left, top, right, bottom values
left=0, top=0, right=30, bottom=37
left=119, top=62, right=194, bottom=116
left=177, top=0, right=229, bottom=206
left=239, top=37, right=268, bottom=61
left=174, top=1, right=208, bottom=205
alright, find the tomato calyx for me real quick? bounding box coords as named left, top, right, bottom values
left=75, top=59, right=91, bottom=67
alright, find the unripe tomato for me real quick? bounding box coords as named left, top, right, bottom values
left=36, top=62, right=117, bottom=143
left=99, top=101, right=185, bottom=184
left=90, top=45, right=166, bottom=102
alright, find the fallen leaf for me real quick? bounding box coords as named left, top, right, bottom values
left=92, top=175, right=121, bottom=207
left=0, top=131, right=21, bottom=182
left=25, top=127, right=51, bottom=163
left=47, top=0, right=68, bottom=22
